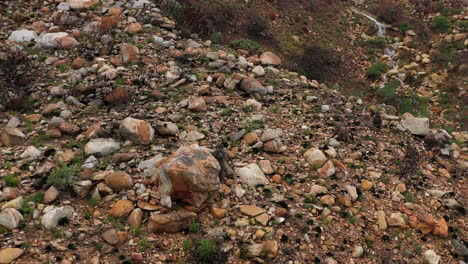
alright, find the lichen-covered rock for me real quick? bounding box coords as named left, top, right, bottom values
left=152, top=144, right=220, bottom=207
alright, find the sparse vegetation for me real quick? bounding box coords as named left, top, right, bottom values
left=4, top=174, right=20, bottom=187
left=47, top=163, right=80, bottom=189
left=195, top=239, right=222, bottom=263
left=431, top=16, right=450, bottom=33
left=366, top=61, right=388, bottom=80
left=231, top=39, right=261, bottom=52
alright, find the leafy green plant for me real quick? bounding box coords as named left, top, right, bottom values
left=139, top=238, right=151, bottom=250
left=21, top=192, right=45, bottom=214
left=398, top=22, right=413, bottom=33
left=210, top=32, right=223, bottom=43
left=365, top=37, right=386, bottom=49
left=365, top=61, right=388, bottom=80
left=31, top=133, right=50, bottom=147
left=431, top=16, right=450, bottom=33
left=376, top=81, right=398, bottom=104
left=231, top=39, right=261, bottom=52
left=183, top=239, right=192, bottom=251
left=47, top=163, right=80, bottom=189
left=189, top=222, right=201, bottom=233
left=4, top=174, right=20, bottom=187
left=195, top=239, right=222, bottom=263
left=398, top=93, right=429, bottom=117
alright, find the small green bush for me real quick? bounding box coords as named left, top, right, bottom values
left=398, top=22, right=413, bottom=33
left=365, top=37, right=387, bottom=49
left=398, top=93, right=429, bottom=117
left=210, top=32, right=223, bottom=43
left=376, top=81, right=398, bottom=104
left=231, top=39, right=261, bottom=52
left=47, top=163, right=80, bottom=189
left=195, top=239, right=221, bottom=263
left=21, top=192, right=45, bottom=214
left=365, top=61, right=389, bottom=80
left=4, top=174, right=20, bottom=187
left=431, top=16, right=450, bottom=33
left=189, top=222, right=200, bottom=233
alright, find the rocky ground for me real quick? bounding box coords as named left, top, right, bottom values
left=0, top=0, right=467, bottom=264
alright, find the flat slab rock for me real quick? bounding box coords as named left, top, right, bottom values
left=148, top=211, right=196, bottom=233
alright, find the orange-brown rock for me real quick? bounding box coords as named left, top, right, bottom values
left=152, top=144, right=220, bottom=207
left=148, top=211, right=196, bottom=233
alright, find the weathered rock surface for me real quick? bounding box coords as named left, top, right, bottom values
left=152, top=144, right=220, bottom=207
left=148, top=211, right=197, bottom=233
left=119, top=117, right=154, bottom=145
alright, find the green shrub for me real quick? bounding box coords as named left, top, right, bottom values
left=398, top=93, right=429, bottom=117
left=398, top=22, right=413, bottom=33
left=431, top=16, right=450, bottom=33
left=365, top=37, right=387, bottom=49
left=189, top=222, right=200, bottom=233
left=366, top=61, right=388, bottom=80
left=47, top=163, right=80, bottom=189
left=210, top=32, right=223, bottom=43
left=231, top=39, right=261, bottom=52
left=376, top=81, right=398, bottom=104
left=4, top=174, right=20, bottom=187
left=21, top=192, right=45, bottom=214
left=456, top=20, right=468, bottom=32
left=195, top=239, right=221, bottom=263
left=31, top=133, right=50, bottom=147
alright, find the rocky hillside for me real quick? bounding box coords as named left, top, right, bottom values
left=0, top=0, right=467, bottom=264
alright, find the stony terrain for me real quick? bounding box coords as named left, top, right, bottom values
left=0, top=0, right=467, bottom=264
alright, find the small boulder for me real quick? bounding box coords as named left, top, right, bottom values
left=260, top=52, right=281, bottom=65
left=67, top=0, right=99, bottom=9
left=109, top=200, right=134, bottom=218
left=0, top=248, right=24, bottom=264
left=8, top=29, right=37, bottom=42
left=304, top=148, right=327, bottom=168
left=152, top=144, right=220, bottom=207
left=119, top=117, right=154, bottom=145
left=85, top=138, right=121, bottom=157
left=236, top=163, right=269, bottom=186
left=41, top=206, right=74, bottom=229
left=105, top=172, right=133, bottom=191
left=43, top=186, right=60, bottom=204
left=400, top=113, right=430, bottom=136
left=121, top=44, right=139, bottom=64
left=155, top=122, right=178, bottom=136
left=0, top=208, right=23, bottom=230
left=1, top=127, right=26, bottom=146
left=188, top=97, right=207, bottom=112
left=240, top=77, right=266, bottom=95
left=148, top=210, right=196, bottom=233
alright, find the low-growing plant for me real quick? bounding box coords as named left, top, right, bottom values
left=210, top=32, right=223, bottom=43
left=231, top=39, right=261, bottom=52
left=431, top=16, right=450, bottom=33
left=31, top=133, right=50, bottom=147
left=47, top=163, right=80, bottom=189
left=4, top=174, right=20, bottom=187
left=189, top=222, right=201, bottom=233
left=366, top=61, right=388, bottom=80
left=21, top=192, right=45, bottom=214
left=195, top=239, right=222, bottom=263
